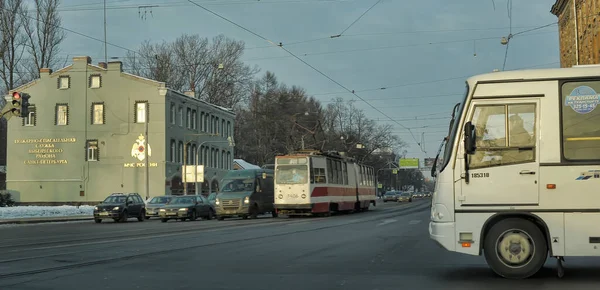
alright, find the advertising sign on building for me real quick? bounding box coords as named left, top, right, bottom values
left=182, top=165, right=205, bottom=183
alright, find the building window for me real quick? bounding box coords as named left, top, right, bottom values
left=192, top=110, right=197, bottom=130
left=191, top=144, right=197, bottom=164
left=178, top=141, right=183, bottom=163
left=200, top=112, right=205, bottom=132
left=58, top=76, right=70, bottom=89
left=92, top=103, right=104, bottom=125
left=227, top=121, right=231, bottom=137
left=135, top=101, right=148, bottom=123
left=221, top=120, right=225, bottom=137
left=178, top=106, right=183, bottom=127
left=468, top=103, right=536, bottom=169
left=55, top=104, right=68, bottom=126
left=204, top=114, right=208, bottom=132
left=227, top=151, right=231, bottom=169
left=170, top=139, right=176, bottom=162
left=89, top=74, right=101, bottom=88
left=170, top=102, right=176, bottom=124
left=86, top=140, right=99, bottom=161
left=186, top=108, right=191, bottom=129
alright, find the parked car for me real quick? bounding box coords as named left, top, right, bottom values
left=93, top=193, right=146, bottom=223
left=159, top=195, right=215, bottom=222
left=145, top=195, right=173, bottom=219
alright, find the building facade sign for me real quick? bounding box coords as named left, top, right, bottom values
left=14, top=137, right=76, bottom=165
left=124, top=134, right=158, bottom=168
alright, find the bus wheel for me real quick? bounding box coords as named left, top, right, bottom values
left=483, top=218, right=548, bottom=279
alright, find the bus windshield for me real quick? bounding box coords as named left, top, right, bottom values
left=276, top=165, right=308, bottom=184
left=432, top=83, right=468, bottom=176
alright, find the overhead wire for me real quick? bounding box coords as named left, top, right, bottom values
left=330, top=0, right=382, bottom=38
left=186, top=0, right=426, bottom=152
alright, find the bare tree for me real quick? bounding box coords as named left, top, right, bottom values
left=22, top=0, right=66, bottom=79
left=0, top=0, right=29, bottom=91
left=125, top=34, right=258, bottom=108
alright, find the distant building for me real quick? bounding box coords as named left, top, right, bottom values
left=5, top=56, right=235, bottom=204
left=233, top=159, right=261, bottom=170
left=551, top=0, right=600, bottom=67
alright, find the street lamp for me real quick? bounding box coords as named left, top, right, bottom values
left=194, top=136, right=235, bottom=195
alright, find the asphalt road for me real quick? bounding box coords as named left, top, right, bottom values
left=1, top=199, right=600, bottom=290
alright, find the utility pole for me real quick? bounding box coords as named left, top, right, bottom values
left=103, top=0, right=107, bottom=64
left=183, top=142, right=188, bottom=195
left=145, top=119, right=149, bottom=200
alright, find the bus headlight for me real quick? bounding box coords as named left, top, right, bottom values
left=244, top=196, right=250, bottom=204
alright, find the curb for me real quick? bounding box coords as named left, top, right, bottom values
left=0, top=216, right=93, bottom=225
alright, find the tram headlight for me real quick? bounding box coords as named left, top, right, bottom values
left=244, top=196, right=250, bottom=204
left=301, top=194, right=306, bottom=199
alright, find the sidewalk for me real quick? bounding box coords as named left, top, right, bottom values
left=0, top=215, right=93, bottom=225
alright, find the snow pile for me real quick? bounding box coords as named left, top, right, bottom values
left=0, top=205, right=95, bottom=219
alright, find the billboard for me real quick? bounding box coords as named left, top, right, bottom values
left=399, top=158, right=419, bottom=169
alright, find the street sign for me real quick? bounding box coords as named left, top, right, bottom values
left=182, top=165, right=204, bottom=183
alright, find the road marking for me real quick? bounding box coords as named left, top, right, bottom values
left=409, top=220, right=421, bottom=225
left=376, top=219, right=398, bottom=227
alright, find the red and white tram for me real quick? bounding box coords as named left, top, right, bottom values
left=273, top=150, right=376, bottom=216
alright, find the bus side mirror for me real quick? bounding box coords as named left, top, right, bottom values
left=464, top=121, right=477, bottom=155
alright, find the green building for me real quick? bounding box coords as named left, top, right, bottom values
left=5, top=56, right=235, bottom=204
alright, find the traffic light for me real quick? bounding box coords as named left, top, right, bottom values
left=11, top=92, right=21, bottom=117
left=20, top=92, right=30, bottom=118
left=11, top=92, right=30, bottom=118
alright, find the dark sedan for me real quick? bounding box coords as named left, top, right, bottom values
left=159, top=195, right=215, bottom=222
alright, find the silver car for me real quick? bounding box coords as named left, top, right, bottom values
left=145, top=195, right=173, bottom=219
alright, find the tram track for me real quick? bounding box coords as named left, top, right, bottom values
left=0, top=201, right=430, bottom=280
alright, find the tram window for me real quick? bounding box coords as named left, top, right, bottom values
left=338, top=161, right=342, bottom=184
left=327, top=159, right=334, bottom=183
left=342, top=162, right=348, bottom=185
left=311, top=168, right=327, bottom=184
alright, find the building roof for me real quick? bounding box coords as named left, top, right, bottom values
left=233, top=159, right=261, bottom=170
left=467, top=65, right=600, bottom=86
left=550, top=0, right=568, bottom=16
left=8, top=56, right=235, bottom=115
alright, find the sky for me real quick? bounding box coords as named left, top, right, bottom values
left=49, top=0, right=560, bottom=165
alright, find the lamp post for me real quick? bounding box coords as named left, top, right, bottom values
left=194, top=136, right=235, bottom=195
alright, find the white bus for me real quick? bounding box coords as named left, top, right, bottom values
left=429, top=65, right=600, bottom=279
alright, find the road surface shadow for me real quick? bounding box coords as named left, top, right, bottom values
left=439, top=264, right=600, bottom=282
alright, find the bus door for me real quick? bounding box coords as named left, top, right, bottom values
left=458, top=98, right=540, bottom=206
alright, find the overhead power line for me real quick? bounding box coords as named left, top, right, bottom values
left=330, top=0, right=382, bottom=38
left=186, top=0, right=426, bottom=152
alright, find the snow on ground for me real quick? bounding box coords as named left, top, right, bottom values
left=0, top=205, right=94, bottom=219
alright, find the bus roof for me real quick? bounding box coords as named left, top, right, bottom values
left=467, top=66, right=600, bottom=86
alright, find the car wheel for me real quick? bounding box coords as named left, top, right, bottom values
left=483, top=218, right=548, bottom=279
left=190, top=210, right=197, bottom=221
left=137, top=210, right=145, bottom=222
left=161, top=218, right=168, bottom=223
left=272, top=210, right=278, bottom=218
left=94, top=218, right=102, bottom=223
left=207, top=209, right=215, bottom=220
left=217, top=216, right=225, bottom=221
left=119, top=211, right=128, bottom=222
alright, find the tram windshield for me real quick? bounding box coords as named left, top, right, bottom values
left=276, top=165, right=308, bottom=184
